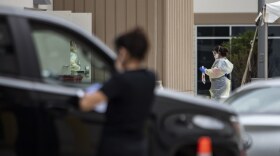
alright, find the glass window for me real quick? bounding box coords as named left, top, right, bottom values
left=268, top=39, right=280, bottom=77
left=0, top=18, right=18, bottom=75
left=31, top=24, right=111, bottom=85
left=197, top=39, right=229, bottom=95
left=231, top=26, right=255, bottom=36
left=197, top=26, right=229, bottom=37
left=268, top=26, right=280, bottom=37
left=226, top=88, right=280, bottom=113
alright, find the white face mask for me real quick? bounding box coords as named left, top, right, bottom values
left=214, top=53, right=219, bottom=59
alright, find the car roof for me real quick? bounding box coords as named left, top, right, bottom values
left=156, top=89, right=236, bottom=115
left=0, top=6, right=116, bottom=59
left=233, top=78, right=280, bottom=93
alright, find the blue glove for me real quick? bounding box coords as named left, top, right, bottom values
left=86, top=83, right=102, bottom=94
left=199, top=66, right=206, bottom=74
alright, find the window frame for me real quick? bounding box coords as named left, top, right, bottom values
left=0, top=16, right=37, bottom=78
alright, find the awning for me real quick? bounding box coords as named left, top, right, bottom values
left=265, top=1, right=280, bottom=23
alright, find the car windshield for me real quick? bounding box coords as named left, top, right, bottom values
left=225, top=87, right=280, bottom=114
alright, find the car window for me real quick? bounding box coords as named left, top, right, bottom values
left=225, top=87, right=280, bottom=113
left=0, top=17, right=18, bottom=76
left=31, top=23, right=111, bottom=86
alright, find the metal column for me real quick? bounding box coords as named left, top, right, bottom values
left=258, top=0, right=268, bottom=79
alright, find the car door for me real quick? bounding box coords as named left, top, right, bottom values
left=13, top=16, right=115, bottom=156
left=0, top=15, right=48, bottom=156
left=0, top=13, right=114, bottom=156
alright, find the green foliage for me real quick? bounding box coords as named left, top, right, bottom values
left=223, top=30, right=258, bottom=89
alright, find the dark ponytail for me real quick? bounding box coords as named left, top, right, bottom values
left=213, top=45, right=228, bottom=57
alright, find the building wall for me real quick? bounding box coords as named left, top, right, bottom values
left=194, top=0, right=280, bottom=25
left=45, top=11, right=92, bottom=33
left=164, top=0, right=194, bottom=92
left=195, top=13, right=257, bottom=25
left=194, top=0, right=280, bottom=13
left=53, top=0, right=195, bottom=93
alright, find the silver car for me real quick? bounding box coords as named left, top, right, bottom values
left=225, top=79, right=280, bottom=156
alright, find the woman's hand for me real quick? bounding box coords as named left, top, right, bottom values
left=199, top=66, right=206, bottom=74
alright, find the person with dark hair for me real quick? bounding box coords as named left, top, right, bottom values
left=199, top=45, right=233, bottom=100
left=79, top=28, right=156, bottom=156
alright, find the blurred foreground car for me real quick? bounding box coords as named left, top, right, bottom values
left=0, top=7, right=243, bottom=156
left=225, top=79, right=280, bottom=156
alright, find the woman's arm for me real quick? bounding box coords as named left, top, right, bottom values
left=205, top=67, right=225, bottom=78
left=79, top=91, right=108, bottom=112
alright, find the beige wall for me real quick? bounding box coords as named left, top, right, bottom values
left=195, top=13, right=257, bottom=25
left=164, top=0, right=194, bottom=92
left=53, top=0, right=194, bottom=93
left=45, top=11, right=92, bottom=33
left=195, top=13, right=280, bottom=25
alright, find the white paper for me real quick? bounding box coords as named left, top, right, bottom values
left=202, top=73, right=206, bottom=84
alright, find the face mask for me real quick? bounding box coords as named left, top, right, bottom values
left=214, top=53, right=219, bottom=59
left=115, top=49, right=128, bottom=72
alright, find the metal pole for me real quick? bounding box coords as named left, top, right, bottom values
left=258, top=0, right=268, bottom=79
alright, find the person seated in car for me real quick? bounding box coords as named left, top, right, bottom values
left=70, top=40, right=81, bottom=75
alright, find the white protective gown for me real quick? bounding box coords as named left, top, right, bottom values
left=70, top=51, right=81, bottom=72
left=205, top=58, right=233, bottom=100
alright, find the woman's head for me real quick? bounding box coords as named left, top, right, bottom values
left=114, top=28, right=149, bottom=71
left=212, top=45, right=229, bottom=59
left=115, top=28, right=149, bottom=60
left=70, top=40, right=77, bottom=52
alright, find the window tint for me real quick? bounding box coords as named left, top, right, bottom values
left=197, top=26, right=229, bottom=37
left=268, top=39, right=280, bottom=77
left=0, top=18, right=18, bottom=75
left=268, top=26, right=280, bottom=37
left=31, top=24, right=111, bottom=85
left=231, top=26, right=255, bottom=36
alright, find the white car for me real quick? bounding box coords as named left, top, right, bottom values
left=225, top=79, right=280, bottom=156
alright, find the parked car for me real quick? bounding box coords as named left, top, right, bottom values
left=225, top=79, right=280, bottom=156
left=0, top=7, right=244, bottom=156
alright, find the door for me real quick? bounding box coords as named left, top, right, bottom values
left=0, top=15, right=115, bottom=156
left=0, top=15, right=45, bottom=156
left=25, top=18, right=115, bottom=156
